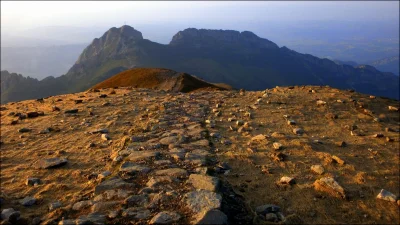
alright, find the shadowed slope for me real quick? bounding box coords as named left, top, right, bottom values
left=90, top=68, right=231, bottom=92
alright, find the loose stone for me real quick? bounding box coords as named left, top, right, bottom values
left=376, top=189, right=397, bottom=202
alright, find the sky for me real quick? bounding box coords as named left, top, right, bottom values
left=1, top=1, right=399, bottom=31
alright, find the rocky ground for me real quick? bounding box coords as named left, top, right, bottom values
left=0, top=86, right=399, bottom=225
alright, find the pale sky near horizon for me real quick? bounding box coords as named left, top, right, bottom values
left=1, top=1, right=399, bottom=31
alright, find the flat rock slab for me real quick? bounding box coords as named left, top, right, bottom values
left=159, top=136, right=179, bottom=145
left=146, top=176, right=177, bottom=188
left=184, top=190, right=222, bottom=214
left=73, top=200, right=94, bottom=211
left=185, top=149, right=209, bottom=165
left=149, top=211, right=181, bottom=224
left=95, top=177, right=135, bottom=194
left=251, top=134, right=267, bottom=142
left=122, top=207, right=151, bottom=219
left=155, top=168, right=188, bottom=177
left=91, top=201, right=120, bottom=213
left=35, top=157, right=68, bottom=169
left=120, top=162, right=151, bottom=174
left=190, top=139, right=210, bottom=147
left=128, top=151, right=160, bottom=161
left=124, top=195, right=149, bottom=207
left=314, top=177, right=346, bottom=199
left=76, top=213, right=106, bottom=225
left=188, top=174, right=220, bottom=192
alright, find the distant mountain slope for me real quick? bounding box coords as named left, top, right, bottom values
left=369, top=56, right=399, bottom=76
left=0, top=71, right=66, bottom=103
left=333, top=60, right=359, bottom=67
left=1, top=25, right=399, bottom=103
left=90, top=68, right=230, bottom=92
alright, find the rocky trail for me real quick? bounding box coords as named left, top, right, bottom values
left=0, top=86, right=399, bottom=224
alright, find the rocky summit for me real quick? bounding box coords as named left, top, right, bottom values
left=0, top=85, right=399, bottom=225
left=90, top=68, right=231, bottom=92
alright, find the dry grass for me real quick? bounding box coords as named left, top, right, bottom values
left=0, top=85, right=398, bottom=224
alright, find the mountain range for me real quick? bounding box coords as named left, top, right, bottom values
left=1, top=25, right=399, bottom=103
left=334, top=56, right=399, bottom=76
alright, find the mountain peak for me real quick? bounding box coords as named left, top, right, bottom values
left=76, top=25, right=143, bottom=64
left=169, top=28, right=278, bottom=49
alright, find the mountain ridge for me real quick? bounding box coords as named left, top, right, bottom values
left=1, top=25, right=399, bottom=103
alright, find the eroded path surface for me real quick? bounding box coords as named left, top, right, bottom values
left=0, top=86, right=399, bottom=224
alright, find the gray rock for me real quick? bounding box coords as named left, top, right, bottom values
left=251, top=134, right=266, bottom=142
left=72, top=200, right=94, bottom=210
left=120, top=162, right=151, bottom=174
left=39, top=128, right=51, bottom=134
left=124, top=195, right=149, bottom=207
left=314, top=177, right=346, bottom=199
left=150, top=211, right=181, bottom=224
left=279, top=176, right=295, bottom=185
left=1, top=208, right=20, bottom=223
left=185, top=149, right=209, bottom=166
left=122, top=207, right=151, bottom=219
left=188, top=174, right=220, bottom=191
left=310, top=165, right=324, bottom=175
left=94, top=177, right=135, bottom=194
left=146, top=176, right=176, bottom=188
left=184, top=190, right=222, bottom=214
left=255, top=204, right=280, bottom=215
left=64, top=109, right=78, bottom=114
left=26, top=177, right=41, bottom=186
left=293, top=128, right=304, bottom=135
left=91, top=201, right=120, bottom=213
left=35, top=157, right=68, bottom=169
left=18, top=128, right=31, bottom=133
left=128, top=151, right=160, bottom=161
left=20, top=196, right=36, bottom=206
left=376, top=189, right=397, bottom=202
left=210, top=133, right=221, bottom=138
left=49, top=201, right=62, bottom=211
left=97, top=189, right=132, bottom=201
left=159, top=136, right=179, bottom=145
left=154, top=160, right=172, bottom=165
left=191, top=139, right=209, bottom=147
left=194, top=209, right=228, bottom=225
